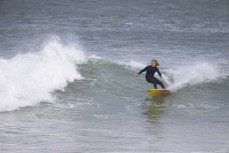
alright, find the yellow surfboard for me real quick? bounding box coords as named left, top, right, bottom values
left=147, top=89, right=171, bottom=97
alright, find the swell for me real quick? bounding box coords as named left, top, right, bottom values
left=76, top=57, right=229, bottom=92
left=1, top=49, right=228, bottom=112
left=75, top=57, right=229, bottom=92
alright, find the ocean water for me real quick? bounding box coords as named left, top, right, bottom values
left=0, top=0, right=229, bottom=152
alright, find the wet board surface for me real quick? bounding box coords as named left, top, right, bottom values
left=147, top=89, right=171, bottom=97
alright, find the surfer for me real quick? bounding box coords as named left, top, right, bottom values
left=137, top=60, right=166, bottom=89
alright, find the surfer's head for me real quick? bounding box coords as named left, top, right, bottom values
left=151, top=60, right=159, bottom=67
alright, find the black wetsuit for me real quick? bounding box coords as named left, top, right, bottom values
left=138, top=65, right=165, bottom=89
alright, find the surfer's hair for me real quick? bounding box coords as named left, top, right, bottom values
left=152, top=60, right=159, bottom=66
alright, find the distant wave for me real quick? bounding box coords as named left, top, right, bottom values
left=0, top=38, right=86, bottom=112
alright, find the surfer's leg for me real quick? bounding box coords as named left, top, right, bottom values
left=146, top=77, right=158, bottom=89
left=158, top=81, right=166, bottom=89
left=154, top=77, right=166, bottom=89
left=150, top=77, right=158, bottom=89
left=153, top=82, right=158, bottom=89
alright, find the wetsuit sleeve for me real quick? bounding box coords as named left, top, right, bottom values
left=138, top=66, right=148, bottom=75
left=156, top=67, right=162, bottom=77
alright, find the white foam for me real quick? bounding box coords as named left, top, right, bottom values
left=125, top=60, right=146, bottom=69
left=89, top=54, right=102, bottom=60
left=0, top=39, right=86, bottom=112
left=165, top=62, right=228, bottom=90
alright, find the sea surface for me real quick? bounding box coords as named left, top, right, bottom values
left=0, top=0, right=229, bottom=152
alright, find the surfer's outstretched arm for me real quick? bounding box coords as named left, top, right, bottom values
left=137, top=66, right=148, bottom=75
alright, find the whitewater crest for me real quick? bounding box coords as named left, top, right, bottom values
left=0, top=39, right=86, bottom=112
left=164, top=62, right=228, bottom=90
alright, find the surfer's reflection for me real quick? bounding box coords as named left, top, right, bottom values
left=144, top=96, right=166, bottom=123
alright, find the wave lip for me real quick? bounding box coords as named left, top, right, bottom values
left=0, top=39, right=86, bottom=112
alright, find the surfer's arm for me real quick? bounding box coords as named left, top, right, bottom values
left=138, top=66, right=148, bottom=75
left=156, top=68, right=163, bottom=78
